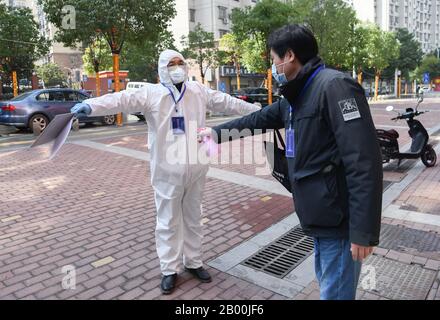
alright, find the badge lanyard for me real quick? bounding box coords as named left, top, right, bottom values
left=286, top=65, right=325, bottom=158
left=162, top=83, right=187, bottom=135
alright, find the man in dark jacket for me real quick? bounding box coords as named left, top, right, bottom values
left=200, top=24, right=383, bottom=300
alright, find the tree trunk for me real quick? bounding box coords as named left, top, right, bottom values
left=357, top=69, right=363, bottom=85
left=112, top=52, right=122, bottom=126
left=374, top=72, right=380, bottom=101
left=235, top=59, right=241, bottom=91
left=397, top=76, right=401, bottom=98
left=12, top=71, right=18, bottom=97
left=200, top=62, right=204, bottom=85
left=95, top=71, right=100, bottom=97
left=94, top=61, right=100, bottom=97
left=31, top=73, right=38, bottom=90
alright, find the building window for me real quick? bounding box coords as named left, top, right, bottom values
left=218, top=6, right=227, bottom=21
left=189, top=9, right=196, bottom=22
left=219, top=29, right=229, bottom=37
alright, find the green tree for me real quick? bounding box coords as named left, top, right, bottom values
left=294, top=0, right=358, bottom=69
left=219, top=33, right=245, bottom=89
left=0, top=4, right=50, bottom=95
left=230, top=0, right=296, bottom=102
left=82, top=36, right=112, bottom=96
left=82, top=37, right=112, bottom=76
left=351, top=24, right=370, bottom=84
left=364, top=24, right=400, bottom=99
left=415, top=55, right=440, bottom=81
left=231, top=0, right=296, bottom=70
left=181, top=23, right=224, bottom=84
left=36, top=63, right=67, bottom=87
left=240, top=35, right=268, bottom=74
left=426, top=49, right=440, bottom=58
left=39, top=0, right=176, bottom=92
left=120, top=30, right=176, bottom=83
left=385, top=28, right=423, bottom=79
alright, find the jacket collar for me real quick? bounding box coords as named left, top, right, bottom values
left=280, top=56, right=324, bottom=106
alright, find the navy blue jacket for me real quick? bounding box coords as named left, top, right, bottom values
left=213, top=67, right=383, bottom=246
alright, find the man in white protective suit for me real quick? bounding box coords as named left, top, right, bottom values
left=71, top=49, right=260, bottom=294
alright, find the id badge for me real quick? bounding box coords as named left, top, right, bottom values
left=285, top=128, right=295, bottom=158
left=171, top=116, right=185, bottom=135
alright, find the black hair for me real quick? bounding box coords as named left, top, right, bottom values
left=268, top=24, right=319, bottom=65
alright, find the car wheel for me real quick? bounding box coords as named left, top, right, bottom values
left=29, top=114, right=49, bottom=133
left=102, top=115, right=116, bottom=125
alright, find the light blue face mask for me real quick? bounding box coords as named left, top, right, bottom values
left=271, top=60, right=289, bottom=85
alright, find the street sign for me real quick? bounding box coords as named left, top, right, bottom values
left=423, top=73, right=430, bottom=84
left=219, top=81, right=226, bottom=93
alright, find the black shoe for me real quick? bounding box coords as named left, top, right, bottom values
left=160, top=273, right=177, bottom=295
left=185, top=267, right=212, bottom=283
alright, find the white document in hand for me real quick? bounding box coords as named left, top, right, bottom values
left=29, top=113, right=75, bottom=159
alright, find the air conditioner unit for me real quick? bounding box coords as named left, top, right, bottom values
left=222, top=18, right=228, bottom=24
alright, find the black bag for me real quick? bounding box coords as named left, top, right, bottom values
left=264, top=129, right=292, bottom=193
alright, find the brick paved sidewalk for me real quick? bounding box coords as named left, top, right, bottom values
left=0, top=142, right=293, bottom=300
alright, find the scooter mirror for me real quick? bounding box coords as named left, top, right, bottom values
left=386, top=106, right=394, bottom=112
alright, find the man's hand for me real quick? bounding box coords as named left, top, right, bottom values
left=71, top=103, right=92, bottom=115
left=197, top=127, right=212, bottom=143
left=351, top=243, right=374, bottom=262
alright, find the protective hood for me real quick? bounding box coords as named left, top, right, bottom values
left=158, top=49, right=187, bottom=87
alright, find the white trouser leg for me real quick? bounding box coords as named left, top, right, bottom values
left=154, top=186, right=184, bottom=276
left=182, top=170, right=207, bottom=269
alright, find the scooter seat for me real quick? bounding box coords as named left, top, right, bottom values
left=384, top=129, right=399, bottom=139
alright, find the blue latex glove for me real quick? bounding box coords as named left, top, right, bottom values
left=71, top=103, right=91, bottom=115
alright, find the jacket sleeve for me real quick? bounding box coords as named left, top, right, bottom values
left=212, top=99, right=285, bottom=144
left=202, top=84, right=261, bottom=115
left=84, top=86, right=152, bottom=117
left=323, top=77, right=383, bottom=247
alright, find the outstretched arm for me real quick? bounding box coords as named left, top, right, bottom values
left=203, top=84, right=261, bottom=116
left=81, top=86, right=153, bottom=117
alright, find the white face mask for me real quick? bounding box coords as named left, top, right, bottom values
left=168, top=65, right=187, bottom=84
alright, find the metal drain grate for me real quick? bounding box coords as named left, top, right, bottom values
left=385, top=158, right=417, bottom=173
left=359, top=255, right=437, bottom=300
left=379, top=224, right=440, bottom=260
left=242, top=226, right=314, bottom=278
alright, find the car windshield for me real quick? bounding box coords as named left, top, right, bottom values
left=10, top=92, right=33, bottom=101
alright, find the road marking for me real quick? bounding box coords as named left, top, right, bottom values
left=1, top=215, right=22, bottom=223
left=91, top=256, right=115, bottom=268
left=376, top=124, right=422, bottom=129
left=71, top=140, right=291, bottom=197
left=383, top=205, right=440, bottom=227
left=72, top=140, right=151, bottom=162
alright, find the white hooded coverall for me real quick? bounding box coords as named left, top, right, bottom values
left=83, top=49, right=260, bottom=275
